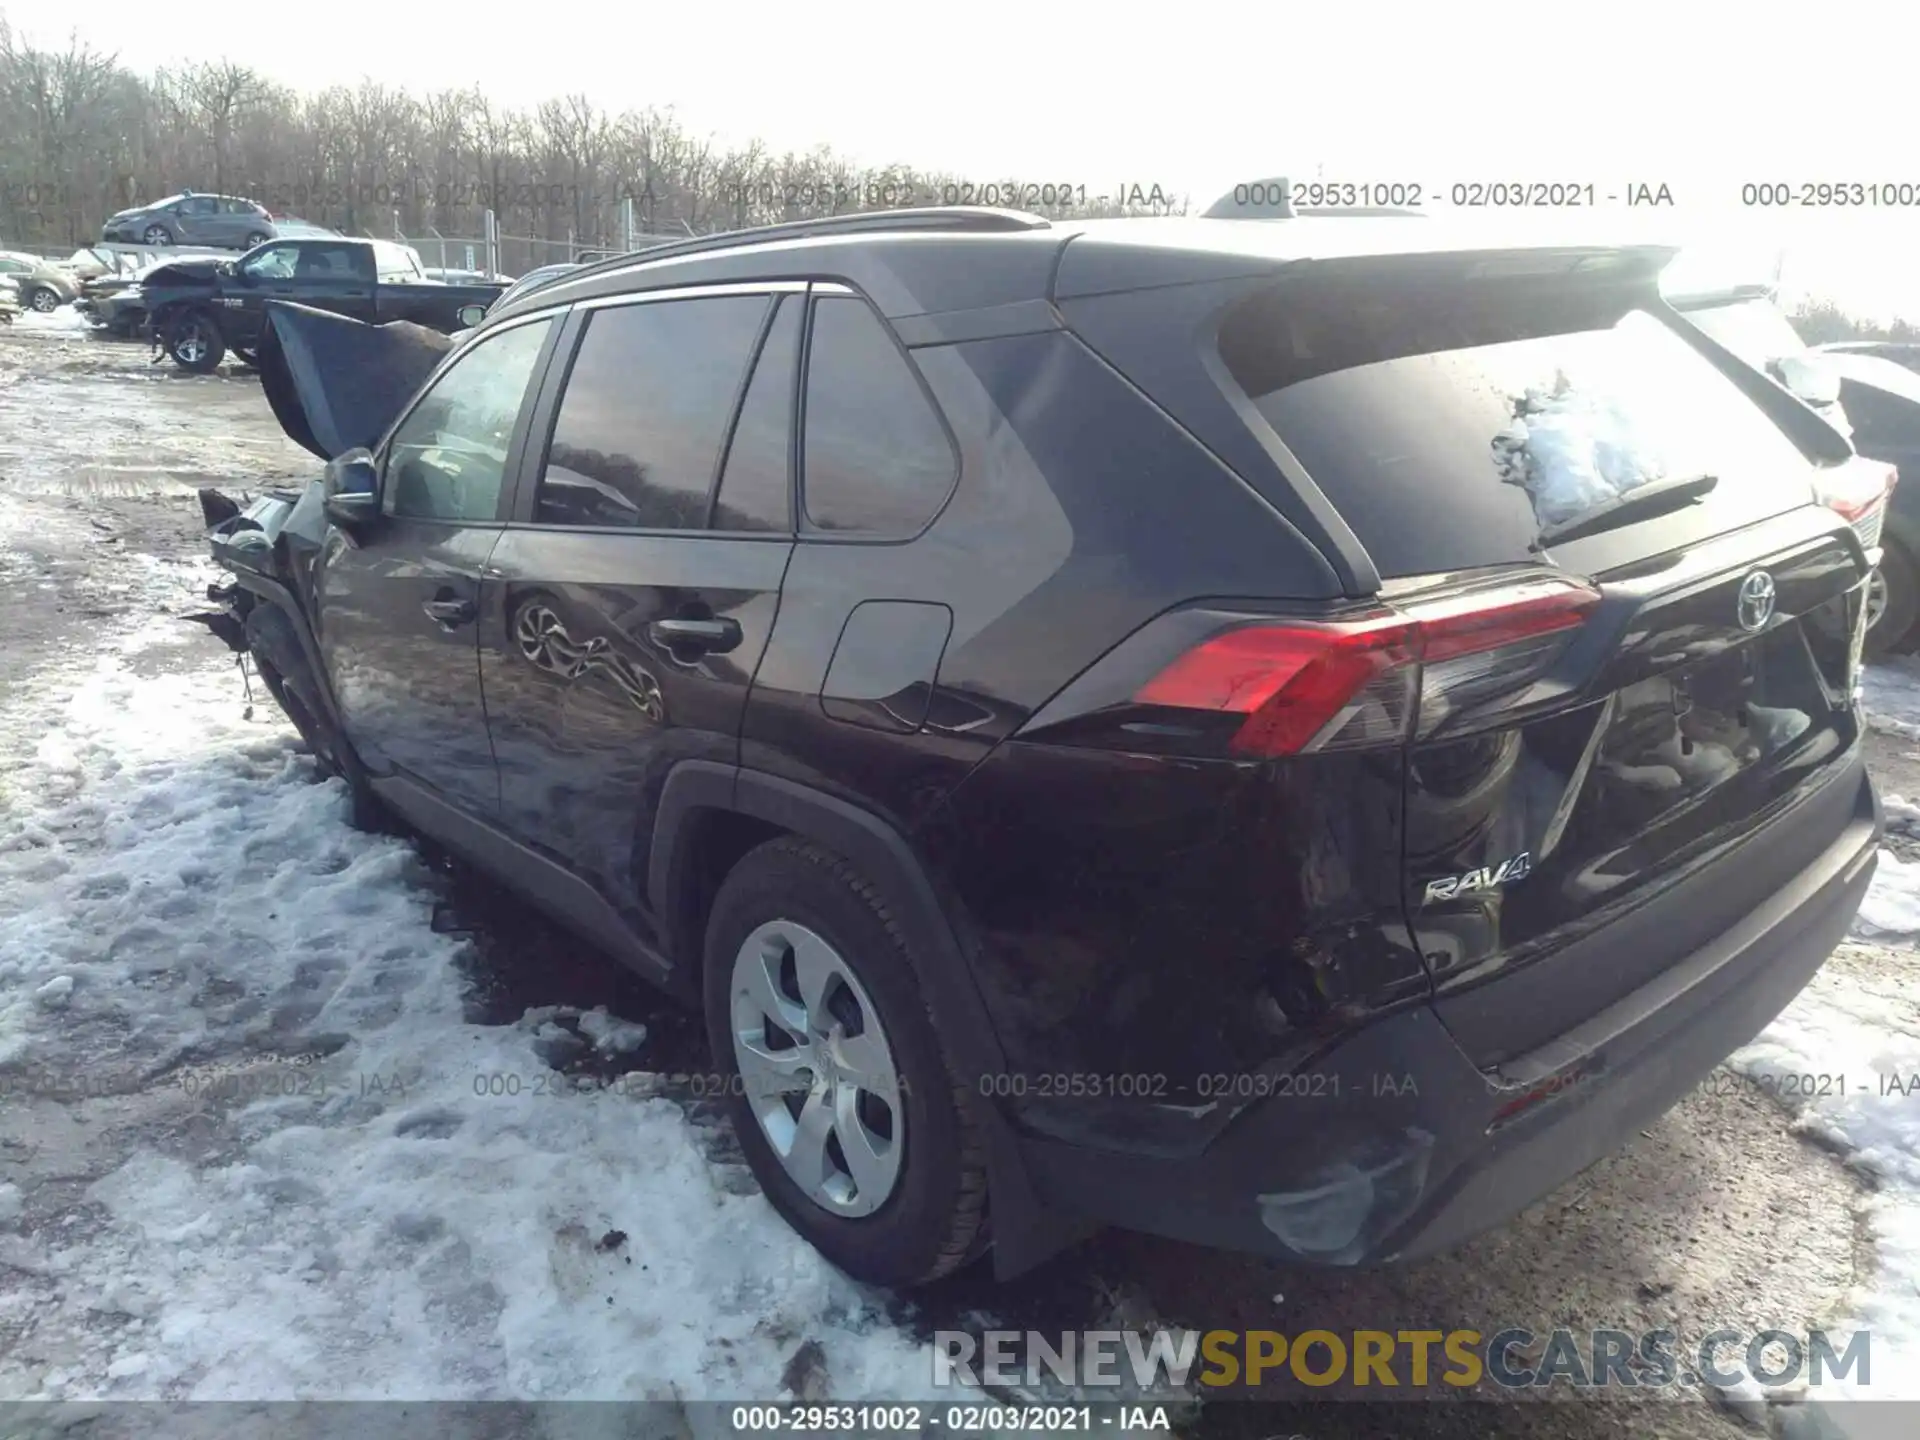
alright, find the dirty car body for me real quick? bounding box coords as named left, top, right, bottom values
left=144, top=237, right=507, bottom=372
left=194, top=210, right=1883, bottom=1286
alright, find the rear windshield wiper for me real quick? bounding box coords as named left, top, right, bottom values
left=1538, top=473, right=1719, bottom=548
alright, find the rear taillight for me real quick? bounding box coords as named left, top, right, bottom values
left=1132, top=576, right=1600, bottom=756
left=1816, top=457, right=1898, bottom=524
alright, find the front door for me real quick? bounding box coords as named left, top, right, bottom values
left=311, top=312, right=560, bottom=816
left=481, top=288, right=800, bottom=939
left=173, top=195, right=219, bottom=243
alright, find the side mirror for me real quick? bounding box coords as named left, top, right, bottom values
left=1774, top=354, right=1844, bottom=408
left=322, top=450, right=380, bottom=534
left=456, top=303, right=488, bottom=329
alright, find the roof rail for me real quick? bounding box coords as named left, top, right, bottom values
left=560, top=206, right=1052, bottom=286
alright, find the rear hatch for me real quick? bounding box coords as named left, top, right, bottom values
left=1206, top=257, right=1873, bottom=1065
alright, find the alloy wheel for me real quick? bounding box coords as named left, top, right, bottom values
left=1867, top=568, right=1890, bottom=635
left=174, top=323, right=210, bottom=366
left=29, top=288, right=57, bottom=313
left=728, top=919, right=905, bottom=1217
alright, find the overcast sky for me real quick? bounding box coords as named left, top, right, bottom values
left=8, top=0, right=1919, bottom=315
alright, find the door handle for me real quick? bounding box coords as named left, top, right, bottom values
left=423, top=596, right=476, bottom=627
left=648, top=616, right=741, bottom=654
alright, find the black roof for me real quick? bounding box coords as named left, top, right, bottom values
left=483, top=206, right=1677, bottom=330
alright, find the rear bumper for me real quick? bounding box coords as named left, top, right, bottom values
left=1019, top=750, right=1879, bottom=1263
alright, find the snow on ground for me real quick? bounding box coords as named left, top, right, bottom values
left=1724, top=666, right=1920, bottom=1420
left=12, top=308, right=95, bottom=335
left=0, top=624, right=968, bottom=1407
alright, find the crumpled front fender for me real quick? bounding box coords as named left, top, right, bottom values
left=256, top=300, right=454, bottom=460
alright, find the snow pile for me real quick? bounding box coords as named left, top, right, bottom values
left=14, top=307, right=94, bottom=335
left=0, top=643, right=969, bottom=1403
left=1492, top=370, right=1669, bottom=535
left=1863, top=658, right=1920, bottom=743
left=1732, top=956, right=1920, bottom=1405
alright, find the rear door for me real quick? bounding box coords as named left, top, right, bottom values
left=1213, top=263, right=1870, bottom=1064
left=480, top=283, right=799, bottom=943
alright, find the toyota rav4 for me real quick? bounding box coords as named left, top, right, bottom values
left=196, top=208, right=1885, bottom=1288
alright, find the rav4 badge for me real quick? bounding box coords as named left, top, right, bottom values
left=1423, top=852, right=1533, bottom=905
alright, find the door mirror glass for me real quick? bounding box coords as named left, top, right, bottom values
left=457, top=303, right=488, bottom=329
left=323, top=449, right=381, bottom=533
left=324, top=448, right=380, bottom=499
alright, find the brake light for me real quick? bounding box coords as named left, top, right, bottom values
left=1817, top=457, right=1897, bottom=522
left=1132, top=577, right=1600, bottom=756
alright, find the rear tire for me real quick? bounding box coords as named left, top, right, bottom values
left=27, top=286, right=59, bottom=314
left=166, top=309, right=225, bottom=373
left=1865, top=542, right=1919, bottom=659
left=703, top=837, right=989, bottom=1288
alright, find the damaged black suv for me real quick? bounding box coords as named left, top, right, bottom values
left=199, top=208, right=1885, bottom=1288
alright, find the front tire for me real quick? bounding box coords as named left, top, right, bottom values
left=165, top=310, right=225, bottom=373
left=142, top=223, right=175, bottom=246
left=703, top=837, right=989, bottom=1288
left=244, top=231, right=270, bottom=248
left=1865, top=542, right=1920, bottom=660
left=27, top=286, right=59, bottom=313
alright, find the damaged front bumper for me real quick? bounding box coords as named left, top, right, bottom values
left=1015, top=755, right=1878, bottom=1264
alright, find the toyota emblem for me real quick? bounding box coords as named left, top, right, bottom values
left=1737, top=570, right=1777, bottom=632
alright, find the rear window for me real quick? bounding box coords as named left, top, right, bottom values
left=1220, top=273, right=1818, bottom=578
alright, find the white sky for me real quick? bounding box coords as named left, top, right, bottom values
left=8, top=0, right=1920, bottom=316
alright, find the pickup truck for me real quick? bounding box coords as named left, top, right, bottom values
left=142, top=237, right=507, bottom=372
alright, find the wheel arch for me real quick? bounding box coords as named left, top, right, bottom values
left=647, top=762, right=1092, bottom=1278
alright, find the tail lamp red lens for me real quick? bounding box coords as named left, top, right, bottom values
left=1817, top=457, right=1898, bottom=522
left=1133, top=577, right=1601, bottom=756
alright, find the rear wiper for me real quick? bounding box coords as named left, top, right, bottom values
left=1537, top=473, right=1719, bottom=548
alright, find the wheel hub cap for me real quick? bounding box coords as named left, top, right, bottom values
left=728, top=919, right=904, bottom=1217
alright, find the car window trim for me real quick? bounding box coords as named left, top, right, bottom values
left=794, top=281, right=963, bottom=545
left=505, top=280, right=810, bottom=535
left=703, top=294, right=792, bottom=533
left=377, top=310, right=565, bottom=526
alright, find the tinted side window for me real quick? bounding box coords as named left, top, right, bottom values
left=535, top=295, right=769, bottom=530
left=801, top=295, right=955, bottom=534
left=711, top=297, right=800, bottom=533
left=386, top=318, right=553, bottom=522
left=296, top=245, right=362, bottom=279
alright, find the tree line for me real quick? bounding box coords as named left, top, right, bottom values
left=1787, top=298, right=1920, bottom=347
left=0, top=22, right=1186, bottom=270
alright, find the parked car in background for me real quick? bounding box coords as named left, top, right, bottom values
left=424, top=267, right=511, bottom=286
left=0, top=251, right=81, bottom=313
left=143, top=236, right=508, bottom=371
left=76, top=265, right=158, bottom=337
left=453, top=263, right=579, bottom=332
left=101, top=191, right=278, bottom=249
left=1820, top=340, right=1920, bottom=376
left=191, top=208, right=1882, bottom=1289
left=1666, top=279, right=1916, bottom=653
